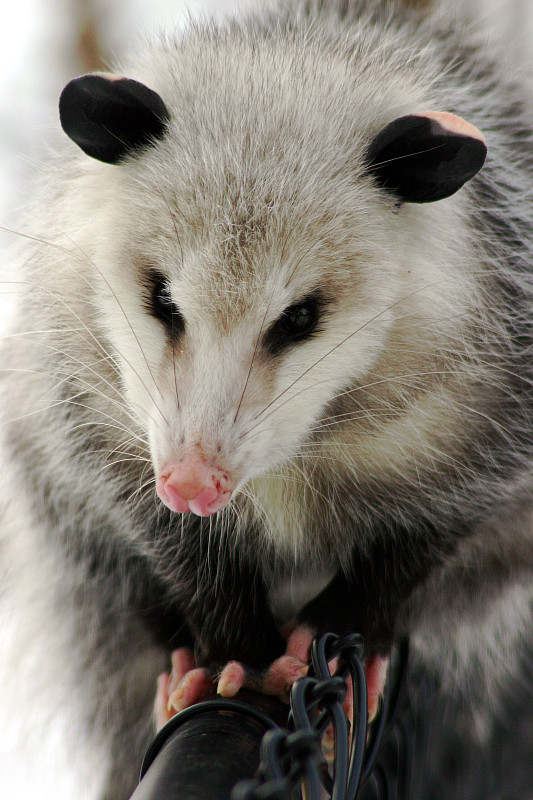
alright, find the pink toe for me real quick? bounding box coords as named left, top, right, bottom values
left=285, top=625, right=314, bottom=664
left=217, top=661, right=246, bottom=697
left=168, top=647, right=196, bottom=694
left=344, top=677, right=354, bottom=724
left=168, top=667, right=212, bottom=713
left=154, top=672, right=176, bottom=730
left=365, top=655, right=389, bottom=722
left=263, top=655, right=308, bottom=697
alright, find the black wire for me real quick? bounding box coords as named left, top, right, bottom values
left=359, top=667, right=391, bottom=787
left=229, top=631, right=409, bottom=800
left=346, top=652, right=368, bottom=798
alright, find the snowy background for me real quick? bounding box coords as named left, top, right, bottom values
left=0, top=1, right=532, bottom=798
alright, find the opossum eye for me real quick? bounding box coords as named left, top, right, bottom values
left=284, top=302, right=317, bottom=336
left=151, top=279, right=185, bottom=336
left=264, top=297, right=319, bottom=354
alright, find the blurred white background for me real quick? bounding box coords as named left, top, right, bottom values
left=0, top=1, right=532, bottom=798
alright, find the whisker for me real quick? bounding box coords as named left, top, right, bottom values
left=234, top=285, right=278, bottom=425
left=96, top=456, right=151, bottom=475
left=50, top=227, right=171, bottom=422
left=0, top=356, right=152, bottom=444
left=125, top=474, right=157, bottom=507
left=241, top=366, right=453, bottom=441
left=0, top=226, right=169, bottom=426
left=86, top=442, right=150, bottom=461
left=311, top=410, right=403, bottom=430
left=69, top=420, right=149, bottom=449
left=1, top=331, right=150, bottom=433
left=159, top=189, right=185, bottom=412
left=249, top=277, right=463, bottom=428
left=1, top=278, right=123, bottom=379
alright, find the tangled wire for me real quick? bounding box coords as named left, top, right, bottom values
left=231, top=632, right=410, bottom=800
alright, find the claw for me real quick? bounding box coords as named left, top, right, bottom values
left=167, top=667, right=212, bottom=714
left=217, top=661, right=246, bottom=697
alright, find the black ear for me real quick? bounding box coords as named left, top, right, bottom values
left=59, top=73, right=170, bottom=164
left=367, top=111, right=487, bottom=203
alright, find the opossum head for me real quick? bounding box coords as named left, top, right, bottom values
left=59, top=63, right=486, bottom=542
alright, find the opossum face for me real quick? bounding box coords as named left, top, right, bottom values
left=60, top=72, right=486, bottom=527
left=107, top=178, right=402, bottom=518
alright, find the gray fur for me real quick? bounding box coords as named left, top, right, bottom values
left=1, top=0, right=533, bottom=796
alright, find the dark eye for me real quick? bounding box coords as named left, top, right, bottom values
left=151, top=278, right=185, bottom=337
left=264, top=295, right=321, bottom=355
left=282, top=303, right=317, bottom=337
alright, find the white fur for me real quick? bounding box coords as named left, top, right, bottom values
left=2, top=1, right=533, bottom=797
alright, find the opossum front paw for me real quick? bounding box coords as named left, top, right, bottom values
left=260, top=625, right=389, bottom=729
left=257, top=625, right=388, bottom=723
left=154, top=631, right=310, bottom=730
left=261, top=626, right=388, bottom=723
left=155, top=647, right=213, bottom=729
left=155, top=629, right=389, bottom=731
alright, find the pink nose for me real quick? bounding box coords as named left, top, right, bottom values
left=156, top=457, right=233, bottom=517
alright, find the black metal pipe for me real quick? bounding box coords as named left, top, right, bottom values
left=130, top=690, right=289, bottom=800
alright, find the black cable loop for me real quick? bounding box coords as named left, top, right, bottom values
left=391, top=720, right=408, bottom=799
left=232, top=778, right=290, bottom=800
left=306, top=631, right=369, bottom=800
left=287, top=679, right=324, bottom=800
left=229, top=632, right=409, bottom=800
left=359, top=663, right=391, bottom=786
left=262, top=729, right=290, bottom=782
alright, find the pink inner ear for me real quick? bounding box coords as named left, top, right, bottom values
left=90, top=71, right=126, bottom=82
left=421, top=111, right=487, bottom=145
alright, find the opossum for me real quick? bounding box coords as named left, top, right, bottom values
left=1, top=0, right=533, bottom=797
